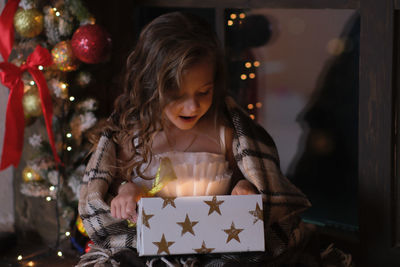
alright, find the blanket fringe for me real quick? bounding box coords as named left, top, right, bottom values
left=75, top=244, right=130, bottom=267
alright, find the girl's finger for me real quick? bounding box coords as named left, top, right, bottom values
left=129, top=212, right=138, bottom=223
left=110, top=200, right=116, bottom=218
left=116, top=201, right=122, bottom=219
left=126, top=200, right=137, bottom=216
left=121, top=201, right=128, bottom=219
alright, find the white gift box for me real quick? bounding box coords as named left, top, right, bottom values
left=136, top=194, right=265, bottom=256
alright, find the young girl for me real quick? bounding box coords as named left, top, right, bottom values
left=78, top=12, right=315, bottom=267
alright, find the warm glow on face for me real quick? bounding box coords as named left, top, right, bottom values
left=163, top=60, right=214, bottom=130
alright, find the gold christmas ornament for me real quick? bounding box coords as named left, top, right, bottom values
left=14, top=8, right=44, bottom=38
left=51, top=41, right=79, bottom=72
left=76, top=216, right=88, bottom=237
left=23, top=84, right=42, bottom=119
left=22, top=166, right=42, bottom=182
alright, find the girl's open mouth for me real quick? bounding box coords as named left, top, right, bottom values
left=179, top=115, right=197, bottom=122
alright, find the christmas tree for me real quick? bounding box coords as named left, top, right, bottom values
left=0, top=0, right=112, bottom=260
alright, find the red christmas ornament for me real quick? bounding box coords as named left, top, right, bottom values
left=85, top=240, right=94, bottom=253
left=71, top=24, right=111, bottom=64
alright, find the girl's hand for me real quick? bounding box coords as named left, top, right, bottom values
left=231, top=179, right=258, bottom=195
left=110, top=181, right=142, bottom=220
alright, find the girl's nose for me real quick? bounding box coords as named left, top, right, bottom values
left=184, top=96, right=200, bottom=112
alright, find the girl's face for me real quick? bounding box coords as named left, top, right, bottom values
left=164, top=59, right=214, bottom=130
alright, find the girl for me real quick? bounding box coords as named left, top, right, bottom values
left=109, top=12, right=257, bottom=221
left=78, top=12, right=314, bottom=267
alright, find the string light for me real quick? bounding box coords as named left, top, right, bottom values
left=67, top=146, right=72, bottom=151
left=17, top=255, right=22, bottom=261
left=250, top=114, right=255, bottom=120
left=239, top=13, right=246, bottom=19
left=61, top=83, right=67, bottom=89
left=256, top=102, right=262, bottom=108
left=227, top=20, right=233, bottom=26
left=38, top=65, right=44, bottom=70
left=247, top=104, right=254, bottom=110
left=29, top=80, right=35, bottom=86
left=57, top=251, right=63, bottom=257
left=245, top=62, right=252, bottom=68
left=240, top=74, right=247, bottom=80
left=66, top=133, right=72, bottom=138
left=69, top=96, right=75, bottom=102
left=253, top=61, right=260, bottom=67
left=230, top=14, right=237, bottom=20
left=49, top=186, right=55, bottom=191
left=249, top=73, right=256, bottom=79
left=27, top=261, right=35, bottom=267
left=55, top=11, right=61, bottom=17
left=26, top=172, right=33, bottom=179
left=52, top=7, right=57, bottom=11
left=65, top=231, right=71, bottom=237
left=46, top=196, right=52, bottom=201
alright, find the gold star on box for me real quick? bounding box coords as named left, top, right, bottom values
left=204, top=196, right=224, bottom=215
left=142, top=208, right=154, bottom=229
left=152, top=234, right=175, bottom=254
left=193, top=241, right=215, bottom=254
left=161, top=197, right=177, bottom=209
left=223, top=222, right=244, bottom=243
left=249, top=203, right=263, bottom=224
left=177, top=214, right=198, bottom=236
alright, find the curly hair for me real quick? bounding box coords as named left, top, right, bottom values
left=96, top=12, right=227, bottom=180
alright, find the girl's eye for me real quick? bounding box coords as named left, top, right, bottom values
left=199, top=89, right=212, bottom=96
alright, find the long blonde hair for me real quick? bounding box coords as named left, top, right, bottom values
left=97, top=12, right=227, bottom=180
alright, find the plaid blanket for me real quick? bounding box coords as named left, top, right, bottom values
left=77, top=99, right=315, bottom=266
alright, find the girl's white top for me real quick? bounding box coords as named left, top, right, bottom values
left=132, top=127, right=232, bottom=197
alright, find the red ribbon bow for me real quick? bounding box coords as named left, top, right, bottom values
left=0, top=0, right=61, bottom=170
